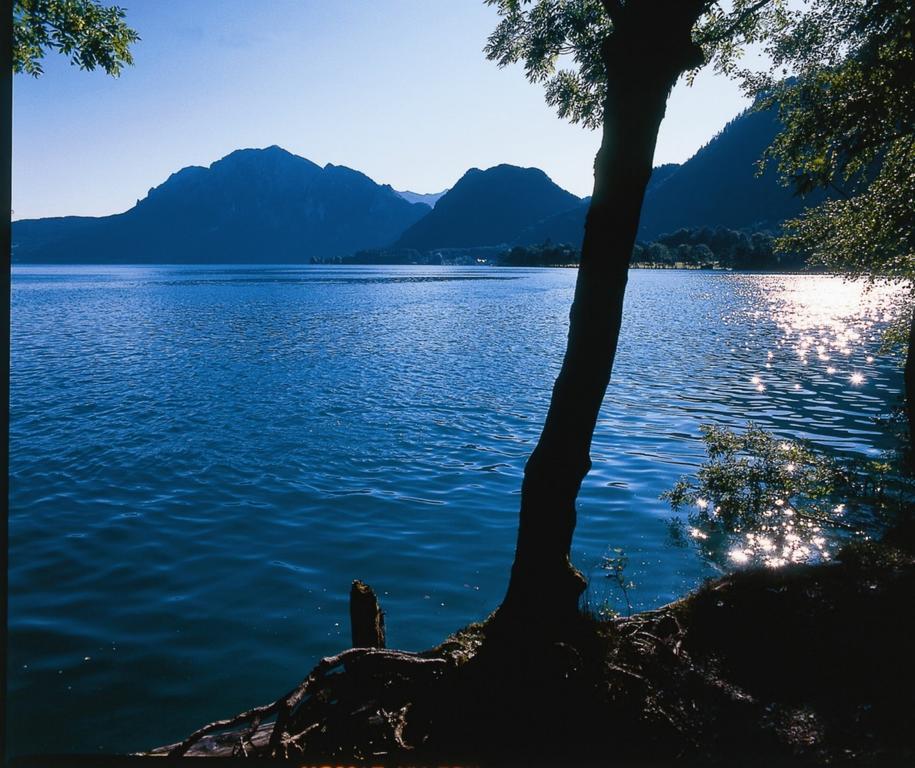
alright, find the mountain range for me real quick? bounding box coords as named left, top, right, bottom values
left=13, top=147, right=429, bottom=264
left=12, top=106, right=814, bottom=264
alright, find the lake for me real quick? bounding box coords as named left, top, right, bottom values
left=7, top=265, right=904, bottom=755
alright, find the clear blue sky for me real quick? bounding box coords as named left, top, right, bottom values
left=13, top=0, right=755, bottom=220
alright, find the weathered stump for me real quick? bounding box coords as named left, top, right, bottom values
left=349, top=579, right=385, bottom=648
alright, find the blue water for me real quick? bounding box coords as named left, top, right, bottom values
left=8, top=265, right=903, bottom=755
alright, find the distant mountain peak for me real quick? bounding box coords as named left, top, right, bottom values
left=212, top=145, right=320, bottom=169
left=461, top=163, right=548, bottom=180
left=218, top=144, right=296, bottom=160
left=394, top=163, right=581, bottom=250
left=13, top=148, right=427, bottom=264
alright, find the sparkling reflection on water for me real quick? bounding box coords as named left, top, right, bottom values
left=8, top=266, right=904, bottom=754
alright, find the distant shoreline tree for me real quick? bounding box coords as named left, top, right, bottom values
left=638, top=227, right=791, bottom=270
left=502, top=229, right=790, bottom=269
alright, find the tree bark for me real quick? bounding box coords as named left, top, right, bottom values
left=498, top=6, right=706, bottom=626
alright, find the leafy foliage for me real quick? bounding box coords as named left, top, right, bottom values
left=693, top=0, right=794, bottom=81
left=662, top=424, right=908, bottom=569
left=665, top=424, right=844, bottom=527
left=778, top=138, right=915, bottom=285
left=738, top=0, right=914, bottom=291
left=484, top=0, right=609, bottom=128
left=13, top=0, right=139, bottom=77
left=483, top=0, right=793, bottom=129
left=661, top=424, right=915, bottom=568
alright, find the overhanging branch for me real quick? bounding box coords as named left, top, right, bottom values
left=699, top=0, right=775, bottom=46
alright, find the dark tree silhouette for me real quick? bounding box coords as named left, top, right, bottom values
left=485, top=0, right=786, bottom=625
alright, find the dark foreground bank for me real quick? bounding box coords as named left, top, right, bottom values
left=145, top=535, right=914, bottom=767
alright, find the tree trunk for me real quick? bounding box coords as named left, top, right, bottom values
left=905, top=304, right=915, bottom=472
left=498, top=8, right=705, bottom=626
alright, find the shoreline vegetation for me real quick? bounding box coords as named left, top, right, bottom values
left=325, top=227, right=805, bottom=271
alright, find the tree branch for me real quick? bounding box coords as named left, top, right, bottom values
left=701, top=0, right=774, bottom=46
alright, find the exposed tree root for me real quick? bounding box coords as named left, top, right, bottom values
left=148, top=544, right=915, bottom=765
left=160, top=648, right=449, bottom=759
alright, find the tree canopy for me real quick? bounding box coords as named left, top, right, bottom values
left=483, top=0, right=913, bottom=288
left=483, top=0, right=794, bottom=128
left=745, top=0, right=914, bottom=288
left=482, top=0, right=805, bottom=625
left=13, top=0, right=139, bottom=77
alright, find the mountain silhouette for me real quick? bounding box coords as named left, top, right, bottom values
left=13, top=107, right=817, bottom=264
left=12, top=146, right=429, bottom=263
left=515, top=107, right=816, bottom=248
left=636, top=106, right=823, bottom=240
left=515, top=163, right=680, bottom=246
left=392, top=164, right=582, bottom=250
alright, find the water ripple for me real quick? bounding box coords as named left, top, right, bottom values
left=8, top=265, right=904, bottom=755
